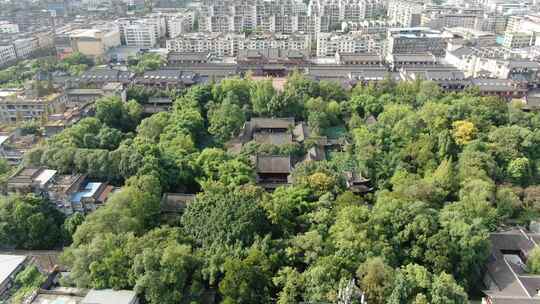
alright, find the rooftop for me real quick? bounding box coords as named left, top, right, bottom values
left=484, top=229, right=540, bottom=303
left=0, top=254, right=26, bottom=285
left=161, top=193, right=195, bottom=213
left=28, top=288, right=86, bottom=304
left=82, top=289, right=138, bottom=304
left=71, top=182, right=103, bottom=204
left=256, top=155, right=292, bottom=174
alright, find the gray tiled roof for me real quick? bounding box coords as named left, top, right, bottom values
left=256, top=155, right=292, bottom=174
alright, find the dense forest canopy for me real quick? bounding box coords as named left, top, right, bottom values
left=14, top=72, right=540, bottom=303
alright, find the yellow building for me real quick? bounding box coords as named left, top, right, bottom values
left=69, top=27, right=121, bottom=58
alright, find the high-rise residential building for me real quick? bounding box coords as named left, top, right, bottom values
left=146, top=11, right=195, bottom=38
left=386, top=27, right=446, bottom=58
left=502, top=31, right=535, bottom=49
left=199, top=0, right=312, bottom=34
left=500, top=15, right=540, bottom=49
left=165, top=12, right=195, bottom=38
left=387, top=0, right=424, bottom=27
left=116, top=17, right=166, bottom=47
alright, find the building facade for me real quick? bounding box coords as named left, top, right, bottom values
left=386, top=27, right=446, bottom=58
left=387, top=0, right=423, bottom=27
left=0, top=44, right=17, bottom=67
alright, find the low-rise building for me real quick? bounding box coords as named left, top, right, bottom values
left=0, top=133, right=40, bottom=165
left=77, top=68, right=134, bottom=86
left=388, top=53, right=439, bottom=70
left=471, top=78, right=528, bottom=99
left=44, top=102, right=95, bottom=137
left=6, top=167, right=58, bottom=194
left=482, top=229, right=540, bottom=304
left=253, top=155, right=293, bottom=190
left=335, top=52, right=384, bottom=65
left=134, top=69, right=197, bottom=89
left=445, top=46, right=540, bottom=83
left=0, top=89, right=66, bottom=123
left=167, top=52, right=213, bottom=65
left=443, top=27, right=497, bottom=47
left=7, top=167, right=114, bottom=214
left=65, top=82, right=126, bottom=106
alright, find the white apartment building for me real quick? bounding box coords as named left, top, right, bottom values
left=342, top=20, right=396, bottom=34
left=0, top=21, right=19, bottom=34
left=0, top=45, right=16, bottom=67
left=387, top=0, right=423, bottom=27
left=116, top=17, right=166, bottom=47
left=164, top=12, right=195, bottom=38
left=166, top=32, right=240, bottom=56
left=166, top=32, right=310, bottom=57
left=317, top=32, right=382, bottom=56
left=340, top=0, right=367, bottom=23
left=364, top=0, right=385, bottom=19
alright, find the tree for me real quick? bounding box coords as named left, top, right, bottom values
left=71, top=174, right=161, bottom=246
left=132, top=243, right=204, bottom=304
left=219, top=248, right=273, bottom=304
left=507, top=157, right=531, bottom=184
left=208, top=98, right=246, bottom=143
left=356, top=257, right=395, bottom=304
left=319, top=80, right=348, bottom=102
left=132, top=53, right=164, bottom=74
left=63, top=212, right=85, bottom=244
left=95, top=97, right=142, bottom=132
left=11, top=266, right=46, bottom=303
left=63, top=232, right=132, bottom=289
left=274, top=267, right=304, bottom=304
left=528, top=247, right=540, bottom=274
left=136, top=112, right=170, bottom=142
left=430, top=272, right=467, bottom=304
left=0, top=194, right=64, bottom=249
left=182, top=183, right=270, bottom=248
left=251, top=80, right=276, bottom=116
left=212, top=77, right=252, bottom=109
left=452, top=120, right=476, bottom=145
